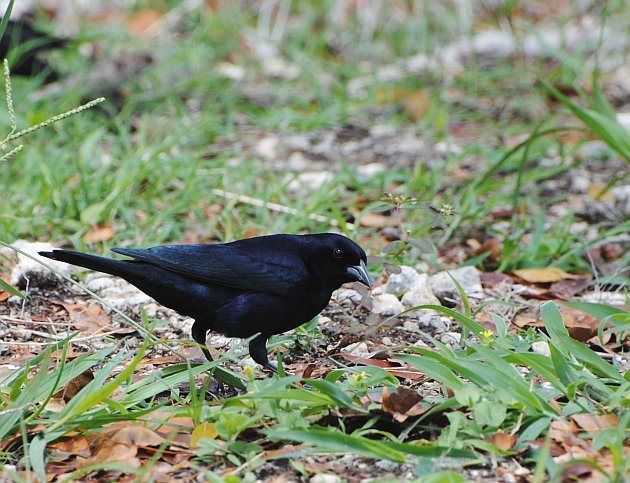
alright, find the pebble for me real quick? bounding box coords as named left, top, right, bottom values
left=402, top=321, right=419, bottom=332
left=286, top=171, right=334, bottom=195
left=532, top=341, right=551, bottom=357
left=356, top=162, right=386, bottom=178
left=333, top=288, right=362, bottom=304
left=8, top=241, right=74, bottom=288
left=371, top=293, right=404, bottom=316
left=341, top=341, right=370, bottom=358
left=383, top=265, right=421, bottom=296
left=310, top=475, right=341, bottom=483
left=401, top=274, right=441, bottom=307
left=429, top=266, right=484, bottom=299
left=254, top=136, right=280, bottom=161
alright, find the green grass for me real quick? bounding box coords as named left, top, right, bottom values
left=1, top=2, right=628, bottom=480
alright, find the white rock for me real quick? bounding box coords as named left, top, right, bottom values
left=286, top=151, right=310, bottom=171
left=340, top=341, right=370, bottom=358
left=356, top=162, right=386, bottom=178
left=579, top=291, right=627, bottom=306
left=9, top=241, right=74, bottom=287
left=402, top=321, right=419, bottom=332
left=440, top=331, right=461, bottom=347
left=214, top=62, right=245, bottom=81
left=262, top=57, right=301, bottom=79
left=401, top=274, right=441, bottom=307
left=287, top=171, right=334, bottom=195
left=84, top=273, right=154, bottom=312
left=383, top=266, right=421, bottom=295
left=532, top=341, right=551, bottom=357
left=310, top=474, right=341, bottom=483
left=371, top=293, right=404, bottom=316
left=418, top=314, right=448, bottom=333
left=333, top=288, right=362, bottom=304
left=171, top=317, right=194, bottom=333
left=612, top=185, right=630, bottom=215
left=429, top=266, right=483, bottom=298
left=254, top=136, right=280, bottom=161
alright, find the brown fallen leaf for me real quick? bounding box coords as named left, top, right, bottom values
left=55, top=370, right=95, bottom=402
left=83, top=223, right=115, bottom=243
left=549, top=276, right=591, bottom=299
left=559, top=304, right=600, bottom=342
left=127, top=9, right=165, bottom=36
left=480, top=271, right=514, bottom=289
left=55, top=301, right=111, bottom=336
left=513, top=267, right=581, bottom=283
left=77, top=424, right=166, bottom=469
left=382, top=386, right=425, bottom=422
left=48, top=435, right=91, bottom=462
left=358, top=212, right=398, bottom=228
left=587, top=183, right=615, bottom=203
left=487, top=431, right=517, bottom=451
left=571, top=413, right=618, bottom=435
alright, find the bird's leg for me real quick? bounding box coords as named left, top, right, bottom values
left=248, top=334, right=278, bottom=373
left=191, top=321, right=213, bottom=362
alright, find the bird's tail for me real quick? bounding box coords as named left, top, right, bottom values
left=38, top=249, right=132, bottom=278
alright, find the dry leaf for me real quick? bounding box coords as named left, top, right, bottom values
left=382, top=386, right=424, bottom=422
left=559, top=305, right=600, bottom=342
left=480, top=271, right=513, bottom=289
left=113, top=426, right=166, bottom=447
left=48, top=435, right=91, bottom=461
left=45, top=397, right=66, bottom=413
left=0, top=274, right=15, bottom=302
left=549, top=276, right=591, bottom=299
left=56, top=370, right=95, bottom=402
left=127, top=9, right=164, bottom=36
left=83, top=223, right=115, bottom=243
left=402, top=90, right=433, bottom=121
left=358, top=212, right=398, bottom=228
left=513, top=267, right=580, bottom=283
left=488, top=431, right=517, bottom=451
left=55, top=301, right=111, bottom=335
left=77, top=424, right=167, bottom=468
left=587, top=183, right=614, bottom=203
left=571, top=413, right=618, bottom=435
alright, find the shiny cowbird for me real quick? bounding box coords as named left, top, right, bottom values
left=39, top=233, right=370, bottom=371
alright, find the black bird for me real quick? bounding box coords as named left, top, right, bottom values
left=39, top=233, right=371, bottom=372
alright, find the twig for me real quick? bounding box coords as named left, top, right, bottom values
left=212, top=188, right=356, bottom=231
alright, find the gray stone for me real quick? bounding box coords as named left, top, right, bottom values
left=356, top=162, right=386, bottom=178
left=84, top=273, right=154, bottom=312
left=287, top=171, right=334, bottom=195
left=401, top=274, right=441, bottom=307
left=402, top=320, right=419, bottom=332
left=383, top=265, right=421, bottom=296
left=340, top=341, right=370, bottom=358
left=254, top=136, right=280, bottom=161
left=333, top=288, right=362, bottom=304
left=532, top=341, right=551, bottom=357
left=371, top=292, right=404, bottom=316
left=8, top=241, right=75, bottom=288
left=429, top=266, right=483, bottom=299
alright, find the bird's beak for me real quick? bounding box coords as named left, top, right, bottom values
left=347, top=259, right=371, bottom=287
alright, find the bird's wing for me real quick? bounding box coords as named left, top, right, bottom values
left=111, top=244, right=306, bottom=296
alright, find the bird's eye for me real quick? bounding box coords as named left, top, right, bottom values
left=333, top=248, right=344, bottom=259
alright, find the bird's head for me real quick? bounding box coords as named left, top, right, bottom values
left=302, top=233, right=371, bottom=290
